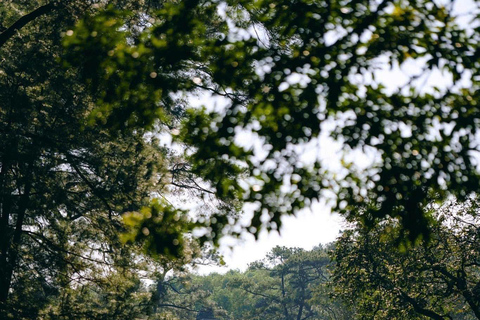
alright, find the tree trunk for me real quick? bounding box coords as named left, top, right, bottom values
left=0, top=158, right=12, bottom=305
left=0, top=171, right=32, bottom=304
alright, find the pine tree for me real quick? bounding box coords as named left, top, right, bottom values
left=0, top=1, right=216, bottom=318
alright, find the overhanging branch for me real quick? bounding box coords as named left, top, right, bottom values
left=0, top=2, right=56, bottom=48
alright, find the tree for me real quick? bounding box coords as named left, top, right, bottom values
left=191, top=270, right=258, bottom=320
left=146, top=242, right=226, bottom=320
left=0, top=1, right=224, bottom=318
left=220, top=246, right=332, bottom=320
left=331, top=199, right=480, bottom=319
left=39, top=266, right=155, bottom=320
left=62, top=0, right=480, bottom=241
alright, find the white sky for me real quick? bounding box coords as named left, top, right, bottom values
left=197, top=204, right=345, bottom=274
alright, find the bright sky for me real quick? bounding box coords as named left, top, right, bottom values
left=197, top=205, right=345, bottom=273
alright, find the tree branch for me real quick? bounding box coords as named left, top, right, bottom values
left=0, top=2, right=57, bottom=48
left=66, top=154, right=114, bottom=218
left=157, top=303, right=197, bottom=313
left=399, top=290, right=451, bottom=320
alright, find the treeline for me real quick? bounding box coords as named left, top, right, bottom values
left=149, top=198, right=480, bottom=320
left=188, top=244, right=348, bottom=320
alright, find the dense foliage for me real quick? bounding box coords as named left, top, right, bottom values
left=0, top=1, right=224, bottom=318
left=332, top=199, right=480, bottom=319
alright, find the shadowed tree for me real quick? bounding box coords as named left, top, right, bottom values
left=0, top=1, right=227, bottom=318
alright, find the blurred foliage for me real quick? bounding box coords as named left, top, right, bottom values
left=121, top=199, right=192, bottom=258
left=63, top=0, right=480, bottom=243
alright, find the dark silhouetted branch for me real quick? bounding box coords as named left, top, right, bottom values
left=0, top=2, right=56, bottom=48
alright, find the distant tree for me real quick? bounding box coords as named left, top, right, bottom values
left=160, top=245, right=352, bottom=320
left=218, top=246, right=332, bottom=320
left=332, top=199, right=480, bottom=319
left=190, top=270, right=257, bottom=320
left=147, top=243, right=226, bottom=320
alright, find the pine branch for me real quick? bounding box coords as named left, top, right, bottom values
left=0, top=2, right=57, bottom=48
